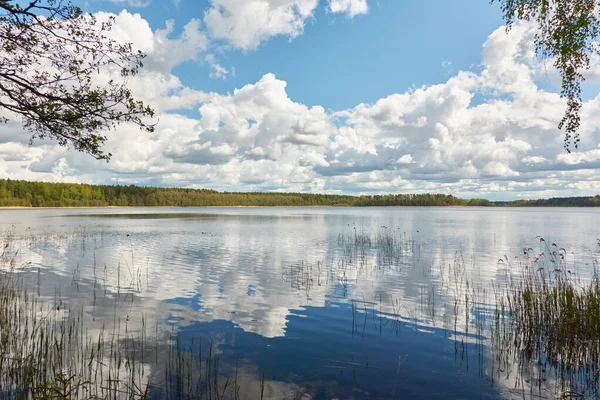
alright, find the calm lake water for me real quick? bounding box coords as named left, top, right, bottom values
left=1, top=207, right=599, bottom=399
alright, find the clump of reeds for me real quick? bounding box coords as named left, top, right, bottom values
left=492, top=238, right=600, bottom=397
left=0, top=234, right=258, bottom=400
left=503, top=240, right=600, bottom=367
left=336, top=225, right=416, bottom=268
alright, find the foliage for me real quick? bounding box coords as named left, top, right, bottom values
left=492, top=0, right=600, bottom=152
left=0, top=179, right=598, bottom=207
left=495, top=195, right=600, bottom=206
left=0, top=0, right=155, bottom=160
left=0, top=179, right=471, bottom=207
left=467, top=198, right=493, bottom=206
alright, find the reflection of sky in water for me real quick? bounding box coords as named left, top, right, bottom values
left=175, top=302, right=501, bottom=399
left=1, top=207, right=599, bottom=399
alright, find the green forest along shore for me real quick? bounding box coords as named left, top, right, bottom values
left=0, top=179, right=598, bottom=207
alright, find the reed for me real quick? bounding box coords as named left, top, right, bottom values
left=0, top=235, right=260, bottom=400
left=491, top=238, right=600, bottom=398
left=3, top=226, right=600, bottom=399
left=335, top=229, right=600, bottom=398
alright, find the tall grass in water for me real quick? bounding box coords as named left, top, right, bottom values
left=334, top=229, right=600, bottom=398
left=493, top=238, right=600, bottom=398
left=337, top=225, right=418, bottom=269
left=4, top=225, right=600, bottom=399
left=0, top=236, right=256, bottom=400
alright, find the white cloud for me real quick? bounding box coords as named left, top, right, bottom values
left=522, top=156, right=547, bottom=164
left=395, top=154, right=414, bottom=164
left=1, top=14, right=600, bottom=199
left=203, top=0, right=319, bottom=50
left=147, top=18, right=209, bottom=72
left=484, top=161, right=519, bottom=177
left=557, top=147, right=600, bottom=165
left=164, top=73, right=334, bottom=173
left=93, top=12, right=211, bottom=112
left=329, top=0, right=368, bottom=17
left=105, top=0, right=151, bottom=7
left=205, top=54, right=232, bottom=79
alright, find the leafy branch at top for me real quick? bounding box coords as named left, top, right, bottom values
left=0, top=0, right=155, bottom=160
left=493, top=0, right=600, bottom=152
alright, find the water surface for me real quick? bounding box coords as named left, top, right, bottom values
left=1, top=207, right=598, bottom=399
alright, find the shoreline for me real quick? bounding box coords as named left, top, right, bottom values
left=0, top=205, right=466, bottom=209
left=0, top=205, right=599, bottom=210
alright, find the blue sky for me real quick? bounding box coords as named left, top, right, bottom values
left=1, top=0, right=599, bottom=199
left=86, top=0, right=505, bottom=110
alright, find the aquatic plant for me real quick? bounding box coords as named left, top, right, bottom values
left=492, top=238, right=600, bottom=398
left=3, top=226, right=600, bottom=400
left=0, top=236, right=262, bottom=400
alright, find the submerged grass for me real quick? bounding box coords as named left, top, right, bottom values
left=509, top=252, right=600, bottom=367
left=333, top=228, right=600, bottom=398
left=0, top=236, right=261, bottom=400
left=491, top=239, right=600, bottom=398
left=2, top=226, right=600, bottom=399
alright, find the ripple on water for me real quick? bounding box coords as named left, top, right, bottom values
left=2, top=207, right=599, bottom=399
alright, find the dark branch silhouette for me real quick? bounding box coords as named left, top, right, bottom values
left=0, top=0, right=155, bottom=160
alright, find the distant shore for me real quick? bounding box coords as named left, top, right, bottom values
left=1, top=205, right=599, bottom=210
left=1, top=178, right=598, bottom=208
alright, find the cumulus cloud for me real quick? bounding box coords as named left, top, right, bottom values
left=163, top=73, right=334, bottom=177
left=108, top=12, right=211, bottom=112
left=105, top=0, right=151, bottom=7
left=146, top=18, right=209, bottom=73
left=395, top=154, right=414, bottom=165
left=205, top=54, right=232, bottom=79
left=522, top=156, right=547, bottom=164
left=1, top=13, right=600, bottom=199
left=328, top=0, right=368, bottom=17
left=203, top=0, right=319, bottom=50
left=557, top=147, right=600, bottom=165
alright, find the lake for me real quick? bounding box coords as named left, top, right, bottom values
left=1, top=207, right=599, bottom=399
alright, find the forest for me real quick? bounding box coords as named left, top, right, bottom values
left=0, top=179, right=597, bottom=207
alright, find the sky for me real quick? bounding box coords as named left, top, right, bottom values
left=1, top=0, right=600, bottom=200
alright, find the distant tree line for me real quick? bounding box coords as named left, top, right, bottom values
left=494, top=196, right=600, bottom=207
left=0, top=179, right=597, bottom=207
